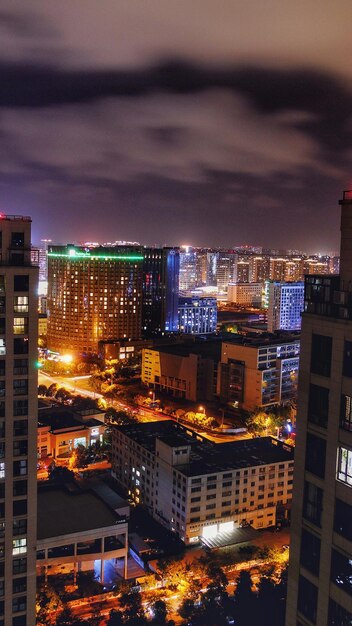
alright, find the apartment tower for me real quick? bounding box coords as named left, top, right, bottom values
left=0, top=216, right=38, bottom=626
left=47, top=245, right=144, bottom=355
left=286, top=191, right=352, bottom=625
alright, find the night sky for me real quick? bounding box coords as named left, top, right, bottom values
left=1, top=2, right=352, bottom=251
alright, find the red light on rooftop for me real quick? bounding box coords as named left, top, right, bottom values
left=343, top=190, right=352, bottom=200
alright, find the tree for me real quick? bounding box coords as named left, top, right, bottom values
left=55, top=387, right=73, bottom=403
left=48, top=465, right=75, bottom=484
left=54, top=605, right=79, bottom=626
left=47, top=383, right=58, bottom=397
left=150, top=600, right=168, bottom=625
left=233, top=570, right=256, bottom=625
left=246, top=409, right=282, bottom=436
left=36, top=585, right=63, bottom=625
left=38, top=384, right=48, bottom=396
left=71, top=443, right=89, bottom=468
left=107, top=610, right=124, bottom=626
left=118, top=588, right=148, bottom=625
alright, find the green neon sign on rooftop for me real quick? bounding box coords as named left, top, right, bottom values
left=48, top=250, right=144, bottom=261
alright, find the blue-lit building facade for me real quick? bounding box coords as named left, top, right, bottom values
left=178, top=296, right=217, bottom=334
left=267, top=281, right=304, bottom=333
left=142, top=247, right=179, bottom=337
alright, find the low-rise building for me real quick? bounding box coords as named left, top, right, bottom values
left=111, top=420, right=294, bottom=545
left=37, top=484, right=129, bottom=583
left=142, top=341, right=222, bottom=401
left=218, top=335, right=300, bottom=411
left=37, top=407, right=106, bottom=460
left=227, top=282, right=262, bottom=307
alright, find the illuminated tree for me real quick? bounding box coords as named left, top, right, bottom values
left=118, top=588, right=147, bottom=625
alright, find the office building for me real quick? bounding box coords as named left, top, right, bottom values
left=47, top=244, right=144, bottom=355
left=111, top=420, right=294, bottom=545
left=0, top=215, right=38, bottom=626
left=286, top=191, right=352, bottom=626
left=142, top=341, right=221, bottom=401
left=267, top=281, right=304, bottom=333
left=218, top=336, right=300, bottom=411
left=142, top=247, right=179, bottom=337
left=215, top=252, right=236, bottom=295
left=178, top=296, right=217, bottom=334
left=227, top=282, right=262, bottom=307
left=179, top=249, right=197, bottom=292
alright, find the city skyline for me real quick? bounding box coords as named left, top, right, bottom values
left=1, top=2, right=352, bottom=250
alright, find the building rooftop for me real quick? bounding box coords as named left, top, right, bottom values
left=150, top=339, right=222, bottom=359
left=38, top=407, right=103, bottom=432
left=37, top=485, right=121, bottom=540
left=115, top=420, right=294, bottom=476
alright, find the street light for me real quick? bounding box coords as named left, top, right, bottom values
left=198, top=406, right=206, bottom=417
left=149, top=390, right=156, bottom=403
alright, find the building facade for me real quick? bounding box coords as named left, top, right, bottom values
left=267, top=281, right=304, bottom=333
left=47, top=245, right=144, bottom=355
left=178, top=296, right=217, bottom=334
left=219, top=337, right=300, bottom=411
left=111, top=421, right=294, bottom=545
left=142, top=342, right=221, bottom=402
left=286, top=191, right=352, bottom=626
left=142, top=247, right=179, bottom=337
left=0, top=216, right=38, bottom=626
left=227, top=282, right=262, bottom=307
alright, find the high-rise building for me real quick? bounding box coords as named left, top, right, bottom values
left=142, top=247, right=179, bottom=337
left=179, top=249, right=197, bottom=292
left=215, top=251, right=236, bottom=295
left=0, top=216, right=38, bottom=626
left=178, top=296, right=217, bottom=334
left=267, top=281, right=304, bottom=333
left=286, top=191, right=352, bottom=626
left=47, top=245, right=143, bottom=355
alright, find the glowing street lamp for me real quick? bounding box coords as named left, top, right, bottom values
left=198, top=405, right=206, bottom=417
left=149, top=390, right=156, bottom=403
left=61, top=354, right=73, bottom=364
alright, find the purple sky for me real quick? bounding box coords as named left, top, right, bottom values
left=1, top=1, right=352, bottom=252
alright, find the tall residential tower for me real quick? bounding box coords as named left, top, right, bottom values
left=286, top=191, right=352, bottom=625
left=0, top=216, right=38, bottom=626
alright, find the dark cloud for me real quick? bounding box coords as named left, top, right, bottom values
left=1, top=59, right=351, bottom=163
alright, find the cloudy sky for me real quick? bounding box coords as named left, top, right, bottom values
left=1, top=1, right=352, bottom=251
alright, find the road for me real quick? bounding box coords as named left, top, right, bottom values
left=38, top=372, right=248, bottom=441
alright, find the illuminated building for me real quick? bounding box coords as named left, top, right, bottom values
left=215, top=251, right=236, bottom=295
left=142, top=341, right=221, bottom=401
left=286, top=191, right=352, bottom=626
left=142, top=247, right=179, bottom=337
left=178, top=296, right=217, bottom=334
left=47, top=245, right=143, bottom=355
left=250, top=256, right=271, bottom=283
left=267, top=281, right=304, bottom=333
left=218, top=336, right=300, bottom=411
left=111, top=420, right=294, bottom=544
left=270, top=257, right=287, bottom=281
left=0, top=215, right=38, bottom=626
left=227, top=282, right=262, bottom=307
left=179, top=249, right=197, bottom=292
left=234, top=255, right=251, bottom=283
left=37, top=484, right=129, bottom=583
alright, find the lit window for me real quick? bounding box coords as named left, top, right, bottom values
left=337, top=446, right=352, bottom=487
left=12, top=538, right=27, bottom=555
